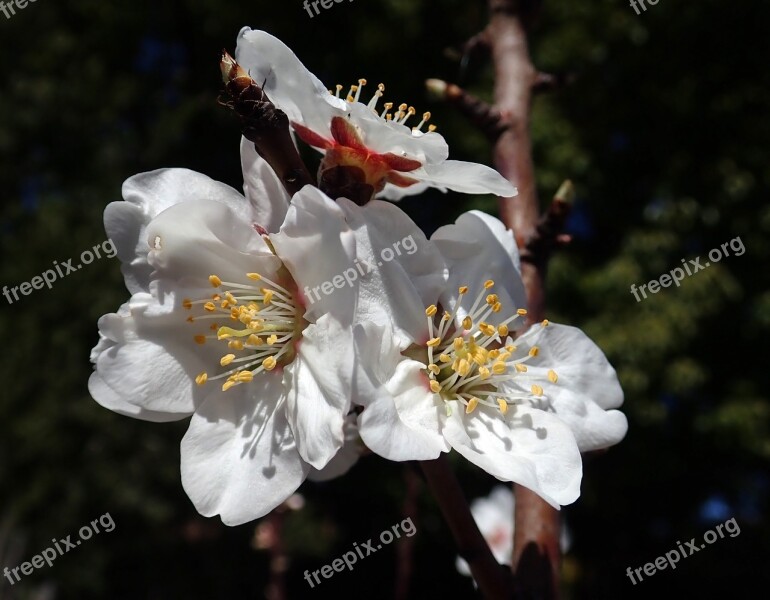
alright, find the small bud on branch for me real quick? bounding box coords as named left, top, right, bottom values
left=219, top=50, right=314, bottom=197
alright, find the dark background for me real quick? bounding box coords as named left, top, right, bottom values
left=1, top=0, right=768, bottom=598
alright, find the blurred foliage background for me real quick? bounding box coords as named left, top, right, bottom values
left=1, top=0, right=768, bottom=598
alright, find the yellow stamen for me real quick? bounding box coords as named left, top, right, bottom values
left=498, top=399, right=508, bottom=414
left=479, top=323, right=495, bottom=337
left=427, top=337, right=442, bottom=348
left=548, top=369, right=559, bottom=383
left=465, top=398, right=479, bottom=414
left=458, top=286, right=469, bottom=295
left=531, top=384, right=544, bottom=396
left=515, top=364, right=528, bottom=373
left=425, top=305, right=438, bottom=317
left=484, top=280, right=495, bottom=289
left=220, top=354, right=235, bottom=366
left=517, top=308, right=528, bottom=316
left=430, top=380, right=442, bottom=394
left=529, top=346, right=539, bottom=357
left=263, top=356, right=277, bottom=371
left=462, top=316, right=473, bottom=330
left=247, top=273, right=261, bottom=281
left=209, top=275, right=222, bottom=287
left=492, top=361, right=507, bottom=375
left=204, top=302, right=216, bottom=312
left=195, top=372, right=208, bottom=386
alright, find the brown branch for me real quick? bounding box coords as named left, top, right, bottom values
left=219, top=51, right=314, bottom=197
left=394, top=467, right=421, bottom=600
left=521, top=180, right=575, bottom=269
left=485, top=1, right=566, bottom=598
left=533, top=72, right=576, bottom=95
left=426, top=79, right=509, bottom=141
left=419, top=456, right=516, bottom=599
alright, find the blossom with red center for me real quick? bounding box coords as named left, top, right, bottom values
left=235, top=28, right=518, bottom=202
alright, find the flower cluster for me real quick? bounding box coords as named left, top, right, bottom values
left=89, top=29, right=627, bottom=525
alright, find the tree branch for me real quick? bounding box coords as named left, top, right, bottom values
left=420, top=456, right=516, bottom=599
left=426, top=79, right=509, bottom=141
left=219, top=51, right=314, bottom=197
left=485, top=1, right=567, bottom=598
left=394, top=466, right=421, bottom=600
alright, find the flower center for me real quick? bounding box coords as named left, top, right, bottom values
left=331, top=79, right=437, bottom=132
left=419, top=280, right=558, bottom=416
left=184, top=267, right=305, bottom=392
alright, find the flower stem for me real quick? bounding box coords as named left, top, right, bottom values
left=419, top=456, right=515, bottom=599
left=219, top=51, right=314, bottom=197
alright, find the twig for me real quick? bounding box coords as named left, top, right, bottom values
left=219, top=51, right=314, bottom=197
left=420, top=456, right=515, bottom=599
left=532, top=72, right=576, bottom=95
left=426, top=79, right=509, bottom=141
left=394, top=467, right=421, bottom=600
left=521, top=180, right=575, bottom=269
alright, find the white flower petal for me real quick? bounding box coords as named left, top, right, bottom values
left=240, top=136, right=291, bottom=232
left=283, top=315, right=354, bottom=470
left=444, top=403, right=582, bottom=507
left=413, top=161, right=518, bottom=197
left=269, top=186, right=357, bottom=324
left=236, top=28, right=343, bottom=137
left=307, top=414, right=361, bottom=482
left=93, top=294, right=210, bottom=415
left=88, top=371, right=188, bottom=423
left=346, top=103, right=449, bottom=164
left=512, top=323, right=628, bottom=451
left=107, top=169, right=253, bottom=293
left=377, top=180, right=431, bottom=202
left=336, top=197, right=447, bottom=344
left=432, top=210, right=527, bottom=324
left=181, top=377, right=309, bottom=525
left=354, top=324, right=449, bottom=461
left=146, top=197, right=280, bottom=284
